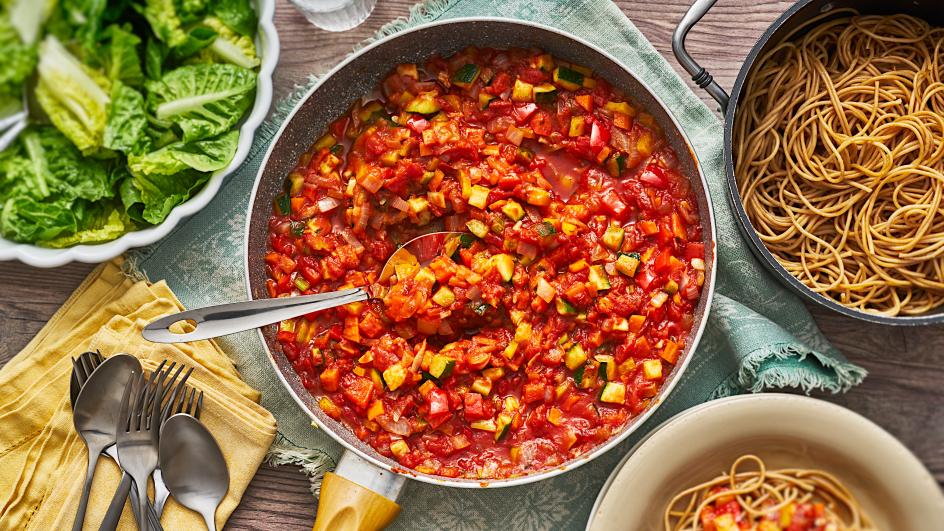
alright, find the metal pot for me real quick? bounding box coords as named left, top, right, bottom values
left=245, top=17, right=718, bottom=529
left=673, top=0, right=944, bottom=325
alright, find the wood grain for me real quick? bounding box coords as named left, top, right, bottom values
left=1, top=1, right=941, bottom=529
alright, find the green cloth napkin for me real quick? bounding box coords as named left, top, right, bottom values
left=128, top=0, right=867, bottom=527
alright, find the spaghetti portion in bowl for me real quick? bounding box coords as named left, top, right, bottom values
left=263, top=47, right=706, bottom=479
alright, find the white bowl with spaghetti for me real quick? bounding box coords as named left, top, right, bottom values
left=0, top=0, right=279, bottom=268
left=586, top=394, right=944, bottom=530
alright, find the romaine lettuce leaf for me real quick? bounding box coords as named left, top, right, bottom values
left=127, top=129, right=237, bottom=176
left=197, top=16, right=258, bottom=69
left=171, top=24, right=217, bottom=59
left=0, top=196, right=77, bottom=242
left=122, top=168, right=211, bottom=224
left=212, top=0, right=256, bottom=37
left=6, top=0, right=56, bottom=45
left=0, top=12, right=36, bottom=100
left=17, top=126, right=114, bottom=201
left=104, top=81, right=150, bottom=154
left=104, top=24, right=144, bottom=86
left=141, top=0, right=188, bottom=47
left=146, top=62, right=255, bottom=142
left=35, top=35, right=112, bottom=156
left=38, top=202, right=131, bottom=247
left=144, top=36, right=166, bottom=80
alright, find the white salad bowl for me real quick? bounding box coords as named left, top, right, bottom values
left=0, top=0, right=279, bottom=268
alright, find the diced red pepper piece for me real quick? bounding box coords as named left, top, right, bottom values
left=342, top=374, right=375, bottom=409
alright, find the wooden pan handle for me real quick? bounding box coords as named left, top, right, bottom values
left=313, top=472, right=401, bottom=531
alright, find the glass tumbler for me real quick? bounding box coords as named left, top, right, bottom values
left=289, top=0, right=378, bottom=32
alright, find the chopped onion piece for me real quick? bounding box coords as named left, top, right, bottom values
left=317, top=197, right=340, bottom=213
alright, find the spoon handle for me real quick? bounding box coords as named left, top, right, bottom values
left=203, top=511, right=217, bottom=531
left=72, top=448, right=102, bottom=531
left=98, top=472, right=134, bottom=531
left=142, top=288, right=369, bottom=343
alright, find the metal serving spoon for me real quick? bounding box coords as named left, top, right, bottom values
left=159, top=414, right=229, bottom=531
left=142, top=231, right=465, bottom=343
left=71, top=353, right=141, bottom=531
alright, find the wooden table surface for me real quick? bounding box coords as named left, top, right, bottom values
left=2, top=1, right=942, bottom=529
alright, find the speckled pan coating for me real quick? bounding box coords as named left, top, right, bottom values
left=244, top=18, right=718, bottom=488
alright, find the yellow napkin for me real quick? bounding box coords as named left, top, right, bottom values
left=0, top=259, right=278, bottom=530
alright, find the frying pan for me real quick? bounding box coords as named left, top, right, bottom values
left=244, top=17, right=718, bottom=530
left=673, top=0, right=944, bottom=325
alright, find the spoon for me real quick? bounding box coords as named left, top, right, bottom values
left=71, top=353, right=141, bottom=531
left=142, top=231, right=466, bottom=343
left=159, top=414, right=229, bottom=531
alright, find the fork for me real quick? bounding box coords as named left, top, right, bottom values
left=70, top=353, right=163, bottom=531
left=116, top=370, right=163, bottom=531
left=154, top=374, right=203, bottom=516
left=99, top=366, right=200, bottom=530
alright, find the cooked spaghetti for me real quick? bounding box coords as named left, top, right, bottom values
left=663, top=455, right=875, bottom=530
left=734, top=12, right=944, bottom=316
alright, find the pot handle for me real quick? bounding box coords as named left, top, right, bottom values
left=672, top=0, right=731, bottom=112
left=313, top=451, right=405, bottom=531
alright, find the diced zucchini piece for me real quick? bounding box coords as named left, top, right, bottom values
left=533, top=83, right=557, bottom=104
left=605, top=153, right=626, bottom=177
left=514, top=322, right=532, bottom=343
left=604, top=101, right=635, bottom=116
left=382, top=365, right=406, bottom=391
left=414, top=267, right=436, bottom=284
left=572, top=364, right=591, bottom=388
left=503, top=341, right=518, bottom=359
left=493, top=254, right=515, bottom=282
left=466, top=219, right=489, bottom=238
left=452, top=64, right=480, bottom=87
left=432, top=286, right=456, bottom=307
left=293, top=276, right=310, bottom=291
left=501, top=200, right=525, bottom=221
left=611, top=317, right=629, bottom=332
left=512, top=78, right=534, bottom=102
left=643, top=359, right=663, bottom=380
left=478, top=92, right=496, bottom=109
left=429, top=355, right=456, bottom=379
left=408, top=196, right=429, bottom=214
left=553, top=66, right=584, bottom=91
left=569, top=115, right=585, bottom=137
left=471, top=377, right=493, bottom=395
left=470, top=419, right=497, bottom=432
left=562, top=220, right=579, bottom=235
left=532, top=54, right=554, bottom=71
left=556, top=298, right=577, bottom=315
left=536, top=277, right=556, bottom=303
left=588, top=265, right=611, bottom=291
left=405, top=92, right=441, bottom=114
left=602, top=225, right=625, bottom=251
left=600, top=382, right=626, bottom=404
left=468, top=185, right=490, bottom=209
left=565, top=344, right=587, bottom=370
left=615, top=253, right=640, bottom=277
left=664, top=279, right=679, bottom=294
left=596, top=355, right=617, bottom=381
left=390, top=439, right=411, bottom=458
left=495, top=413, right=513, bottom=441
left=483, top=367, right=505, bottom=380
